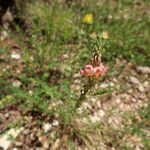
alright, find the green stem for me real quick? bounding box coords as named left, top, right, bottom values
left=76, top=78, right=95, bottom=108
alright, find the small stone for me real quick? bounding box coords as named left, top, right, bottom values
left=15, top=141, right=22, bottom=147
left=128, top=76, right=140, bottom=85
left=76, top=107, right=83, bottom=114
left=136, top=66, right=150, bottom=74
left=99, top=83, right=108, bottom=88
left=82, top=117, right=87, bottom=123
left=143, top=81, right=149, bottom=88
left=23, top=129, right=30, bottom=135
left=73, top=73, right=80, bottom=78
left=119, top=103, right=131, bottom=111
left=60, top=53, right=69, bottom=60
left=135, top=146, right=142, bottom=150
left=43, top=123, right=52, bottom=133
left=115, top=98, right=121, bottom=104
left=0, top=31, right=9, bottom=41
left=5, top=113, right=9, bottom=119
left=30, top=133, right=35, bottom=141
left=137, top=84, right=144, bottom=92
left=91, top=97, right=97, bottom=103
left=74, top=79, right=81, bottom=84
left=43, top=141, right=49, bottom=149
left=132, top=98, right=137, bottom=103
left=13, top=148, right=18, bottom=150
left=50, top=132, right=56, bottom=139
left=143, top=103, right=148, bottom=107
left=112, top=78, right=118, bottom=83
left=52, top=120, right=59, bottom=127
left=97, top=109, right=105, bottom=117
left=82, top=102, right=92, bottom=110
left=11, top=53, right=21, bottom=60
left=96, top=101, right=101, bottom=108
left=108, top=15, right=113, bottom=19
left=3, top=69, right=6, bottom=72
left=12, top=80, right=22, bottom=87
left=57, top=100, right=63, bottom=105
left=127, top=89, right=133, bottom=94
left=89, top=114, right=100, bottom=123
left=109, top=82, right=115, bottom=87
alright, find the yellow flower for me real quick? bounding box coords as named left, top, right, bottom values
left=83, top=14, right=93, bottom=24
left=102, top=31, right=109, bottom=39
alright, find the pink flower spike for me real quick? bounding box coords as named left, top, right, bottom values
left=80, top=69, right=85, bottom=76
left=84, top=64, right=94, bottom=76
left=93, top=64, right=108, bottom=77
left=94, top=67, right=102, bottom=77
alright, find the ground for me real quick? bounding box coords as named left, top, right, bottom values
left=0, top=0, right=150, bottom=150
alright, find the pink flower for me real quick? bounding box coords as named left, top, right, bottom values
left=80, top=64, right=108, bottom=78
left=93, top=67, right=103, bottom=77
left=80, top=64, right=94, bottom=77
left=93, top=64, right=108, bottom=77
left=84, top=65, right=94, bottom=76
left=80, top=69, right=85, bottom=76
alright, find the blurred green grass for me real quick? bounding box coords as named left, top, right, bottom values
left=11, top=0, right=149, bottom=67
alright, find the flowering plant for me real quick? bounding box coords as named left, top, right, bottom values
left=80, top=64, right=108, bottom=78
left=76, top=32, right=109, bottom=107
left=83, top=14, right=93, bottom=24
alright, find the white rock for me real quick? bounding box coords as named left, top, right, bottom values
left=99, top=83, right=108, bottom=88
left=57, top=100, right=63, bottom=105
left=0, top=31, right=9, bottom=41
left=12, top=80, right=22, bottom=87
left=15, top=141, right=22, bottom=147
left=128, top=76, right=140, bottom=85
left=13, top=148, right=18, bottom=150
left=91, top=97, right=97, bottom=103
left=112, top=78, right=117, bottom=83
left=0, top=127, right=24, bottom=150
left=115, top=98, right=121, bottom=104
left=82, top=117, right=87, bottom=123
left=82, top=102, right=92, bottom=110
left=127, top=89, right=133, bottom=94
left=135, top=146, right=142, bottom=150
left=143, top=103, right=148, bottom=107
left=11, top=53, right=21, bottom=60
left=108, top=15, right=113, bottom=19
left=143, top=81, right=149, bottom=88
left=43, top=123, right=52, bottom=133
left=74, top=79, right=81, bottom=84
left=137, top=84, right=144, bottom=92
left=89, top=115, right=100, bottom=123
left=109, top=82, right=115, bottom=87
left=5, top=113, right=9, bottom=118
left=52, top=120, right=59, bottom=127
left=28, top=90, right=33, bottom=95
left=132, top=98, right=137, bottom=103
left=76, top=107, right=83, bottom=114
left=61, top=53, right=69, bottom=60
left=97, top=109, right=105, bottom=118
left=136, top=66, right=150, bottom=74
left=96, top=101, right=102, bottom=108
left=43, top=142, right=49, bottom=149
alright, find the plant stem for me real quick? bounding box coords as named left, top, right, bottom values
left=76, top=78, right=95, bottom=107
